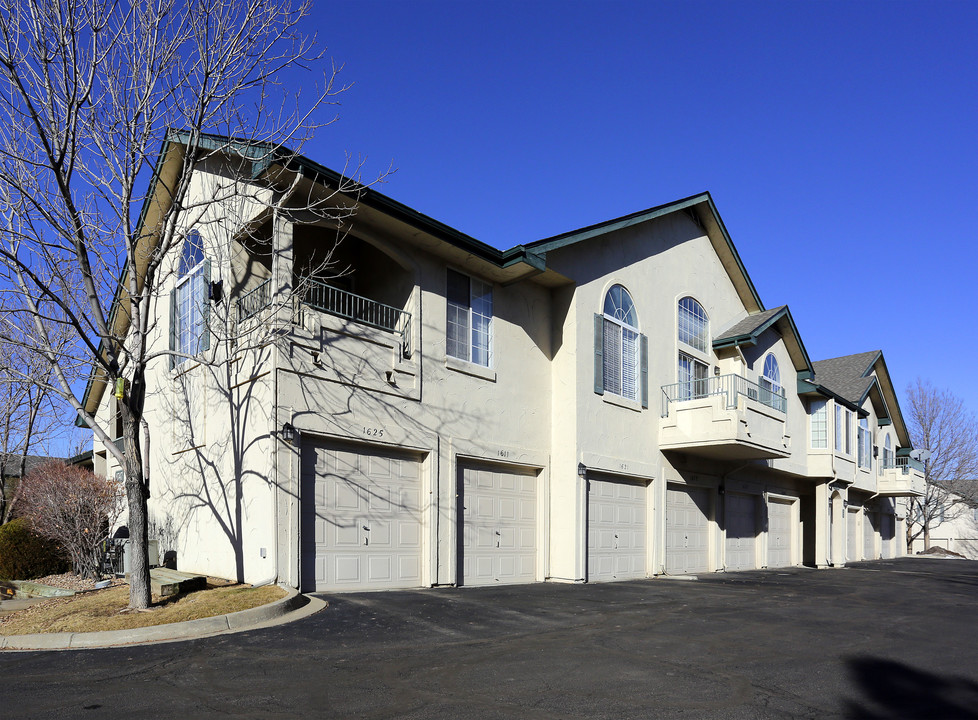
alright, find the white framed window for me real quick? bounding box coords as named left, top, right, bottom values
left=446, top=269, right=493, bottom=367
left=678, top=351, right=709, bottom=400
left=602, top=285, right=640, bottom=400
left=594, top=285, right=648, bottom=407
left=678, top=296, right=709, bottom=353
left=677, top=297, right=710, bottom=399
left=171, top=230, right=209, bottom=368
left=857, top=417, right=871, bottom=469
left=760, top=353, right=782, bottom=406
left=880, top=433, right=894, bottom=474
left=810, top=399, right=828, bottom=449
left=835, top=404, right=852, bottom=454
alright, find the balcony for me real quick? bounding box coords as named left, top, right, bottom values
left=236, top=278, right=413, bottom=359
left=659, top=374, right=790, bottom=460
left=878, top=456, right=926, bottom=497
left=303, top=279, right=412, bottom=359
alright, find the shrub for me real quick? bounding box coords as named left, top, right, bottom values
left=16, top=462, right=122, bottom=581
left=0, top=517, right=68, bottom=580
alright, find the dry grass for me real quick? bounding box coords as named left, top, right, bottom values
left=0, top=579, right=287, bottom=635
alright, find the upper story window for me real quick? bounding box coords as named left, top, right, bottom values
left=881, top=433, right=894, bottom=471
left=810, top=399, right=828, bottom=449
left=593, top=285, right=648, bottom=407
left=601, top=284, right=640, bottom=401
left=677, top=297, right=709, bottom=399
left=760, top=353, right=782, bottom=405
left=857, top=417, right=872, bottom=470
left=834, top=403, right=852, bottom=455
left=446, top=269, right=492, bottom=367
left=171, top=230, right=209, bottom=367
left=678, top=296, right=709, bottom=353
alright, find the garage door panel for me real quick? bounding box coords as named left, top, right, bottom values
left=847, top=508, right=860, bottom=562
left=301, top=441, right=424, bottom=593
left=725, top=493, right=756, bottom=571
left=398, top=523, right=421, bottom=547
left=864, top=511, right=877, bottom=560
left=460, top=463, right=538, bottom=586
left=881, top=514, right=895, bottom=559
left=588, top=476, right=647, bottom=583
left=767, top=500, right=793, bottom=568
left=665, top=485, right=710, bottom=574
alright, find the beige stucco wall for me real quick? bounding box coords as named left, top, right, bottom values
left=90, top=165, right=922, bottom=589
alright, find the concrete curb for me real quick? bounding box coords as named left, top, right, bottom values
left=0, top=586, right=326, bottom=651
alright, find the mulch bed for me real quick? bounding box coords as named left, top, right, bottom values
left=26, top=572, right=127, bottom=593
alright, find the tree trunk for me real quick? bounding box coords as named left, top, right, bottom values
left=121, top=379, right=151, bottom=609
left=923, top=521, right=930, bottom=550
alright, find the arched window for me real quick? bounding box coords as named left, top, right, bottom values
left=171, top=230, right=210, bottom=367
left=760, top=353, right=782, bottom=402
left=678, top=297, right=709, bottom=352
left=601, top=285, right=640, bottom=401
left=677, top=297, right=709, bottom=399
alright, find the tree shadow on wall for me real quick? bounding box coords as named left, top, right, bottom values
left=846, top=656, right=978, bottom=719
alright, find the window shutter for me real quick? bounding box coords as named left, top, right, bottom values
left=201, top=259, right=211, bottom=352
left=169, top=287, right=177, bottom=370
left=593, top=313, right=604, bottom=394
left=640, top=333, right=649, bottom=409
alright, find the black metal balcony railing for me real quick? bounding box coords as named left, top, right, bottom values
left=661, top=373, right=787, bottom=418
left=237, top=278, right=272, bottom=322
left=234, top=278, right=412, bottom=358
left=303, top=279, right=413, bottom=358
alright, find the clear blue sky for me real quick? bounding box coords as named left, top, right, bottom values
left=302, top=0, right=978, bottom=419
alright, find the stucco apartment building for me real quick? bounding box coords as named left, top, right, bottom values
left=85, top=134, right=925, bottom=591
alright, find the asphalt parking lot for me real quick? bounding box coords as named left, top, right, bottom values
left=2, top=557, right=977, bottom=719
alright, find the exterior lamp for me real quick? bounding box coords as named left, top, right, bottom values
left=282, top=422, right=297, bottom=444
left=577, top=463, right=587, bottom=478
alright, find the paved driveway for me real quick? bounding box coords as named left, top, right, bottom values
left=2, top=558, right=978, bottom=719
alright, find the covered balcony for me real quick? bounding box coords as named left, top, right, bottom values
left=659, top=373, right=790, bottom=460
left=877, top=456, right=926, bottom=497
left=233, top=228, right=415, bottom=359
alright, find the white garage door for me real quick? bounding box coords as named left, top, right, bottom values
left=767, top=499, right=793, bottom=568
left=725, top=493, right=757, bottom=571
left=881, top=513, right=895, bottom=559
left=587, top=476, right=647, bottom=582
left=301, top=441, right=423, bottom=593
left=847, top=507, right=861, bottom=562
left=665, top=485, right=710, bottom=574
left=459, top=463, right=537, bottom=586
left=863, top=511, right=878, bottom=560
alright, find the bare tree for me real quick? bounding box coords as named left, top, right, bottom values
left=17, top=461, right=123, bottom=581
left=0, top=0, right=370, bottom=607
left=904, top=378, right=978, bottom=551
left=0, top=323, right=72, bottom=524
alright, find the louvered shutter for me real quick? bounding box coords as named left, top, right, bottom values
left=201, top=259, right=211, bottom=352
left=593, top=313, right=604, bottom=394
left=169, top=288, right=177, bottom=370
left=640, top=333, right=649, bottom=409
